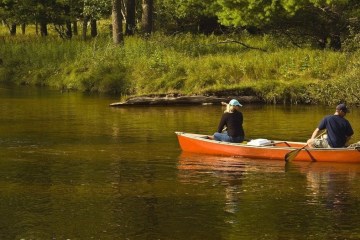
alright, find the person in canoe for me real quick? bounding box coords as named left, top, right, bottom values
left=209, top=99, right=245, bottom=143
left=307, top=103, right=354, bottom=148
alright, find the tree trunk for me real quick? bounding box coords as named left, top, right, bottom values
left=21, top=23, right=26, bottom=34
left=73, top=21, right=78, bottom=35
left=90, top=19, right=97, bottom=37
left=330, top=34, right=341, bottom=50
left=141, top=0, right=153, bottom=35
left=66, top=21, right=72, bottom=39
left=82, top=16, right=89, bottom=40
left=40, top=21, right=48, bottom=36
left=10, top=24, right=16, bottom=35
left=112, top=0, right=123, bottom=44
left=317, top=37, right=326, bottom=49
left=125, top=0, right=136, bottom=35
left=64, top=4, right=72, bottom=39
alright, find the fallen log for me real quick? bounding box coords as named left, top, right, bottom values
left=109, top=95, right=261, bottom=107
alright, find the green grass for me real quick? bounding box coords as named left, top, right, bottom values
left=0, top=26, right=359, bottom=105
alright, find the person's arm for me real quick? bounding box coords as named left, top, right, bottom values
left=345, top=123, right=354, bottom=146
left=345, top=136, right=352, bottom=147
left=310, top=128, right=320, bottom=139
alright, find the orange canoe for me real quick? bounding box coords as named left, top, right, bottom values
left=175, top=132, right=360, bottom=163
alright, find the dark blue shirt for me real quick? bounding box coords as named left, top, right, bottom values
left=318, top=115, right=353, bottom=148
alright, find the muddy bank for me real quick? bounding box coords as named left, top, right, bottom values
left=109, top=94, right=261, bottom=107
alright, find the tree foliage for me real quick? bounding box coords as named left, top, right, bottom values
left=0, top=0, right=359, bottom=49
left=215, top=0, right=360, bottom=49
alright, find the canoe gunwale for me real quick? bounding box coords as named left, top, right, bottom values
left=176, top=131, right=304, bottom=151
left=175, top=131, right=359, bottom=151
left=175, top=132, right=360, bottom=162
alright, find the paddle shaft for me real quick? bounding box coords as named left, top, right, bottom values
left=285, top=130, right=327, bottom=162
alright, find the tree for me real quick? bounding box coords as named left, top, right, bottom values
left=53, top=0, right=76, bottom=39
left=155, top=0, right=221, bottom=34
left=215, top=0, right=360, bottom=50
left=112, top=0, right=123, bottom=44
left=141, top=0, right=153, bottom=34
left=0, top=0, right=33, bottom=35
left=125, top=0, right=136, bottom=35
left=31, top=0, right=59, bottom=36
left=83, top=0, right=112, bottom=39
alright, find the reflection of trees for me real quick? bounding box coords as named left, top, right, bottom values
left=178, top=152, right=294, bottom=228
left=110, top=153, right=226, bottom=239
left=298, top=162, right=360, bottom=205
left=303, top=163, right=360, bottom=232
left=223, top=175, right=243, bottom=215
left=286, top=162, right=360, bottom=239
left=178, top=152, right=246, bottom=230
left=180, top=155, right=360, bottom=239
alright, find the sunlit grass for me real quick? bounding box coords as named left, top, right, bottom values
left=0, top=27, right=358, bottom=104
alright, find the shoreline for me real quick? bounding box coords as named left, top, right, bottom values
left=109, top=94, right=262, bottom=107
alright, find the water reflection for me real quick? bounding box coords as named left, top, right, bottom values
left=285, top=161, right=360, bottom=197
left=2, top=86, right=360, bottom=239
left=178, top=153, right=286, bottom=218
left=287, top=161, right=360, bottom=220
left=178, top=153, right=360, bottom=238
left=286, top=161, right=360, bottom=238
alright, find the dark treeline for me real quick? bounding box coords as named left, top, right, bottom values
left=1, top=0, right=360, bottom=50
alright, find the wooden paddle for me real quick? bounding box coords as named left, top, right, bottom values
left=285, top=131, right=326, bottom=162
left=284, top=145, right=308, bottom=162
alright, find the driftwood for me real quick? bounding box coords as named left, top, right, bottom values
left=216, top=39, right=268, bottom=52
left=109, top=95, right=261, bottom=107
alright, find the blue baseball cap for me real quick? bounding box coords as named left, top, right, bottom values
left=229, top=99, right=242, bottom=106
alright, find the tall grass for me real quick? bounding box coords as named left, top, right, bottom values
left=0, top=30, right=358, bottom=104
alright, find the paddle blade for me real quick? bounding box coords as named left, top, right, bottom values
left=285, top=149, right=301, bottom=162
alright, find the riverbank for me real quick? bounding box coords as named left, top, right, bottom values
left=1, top=33, right=359, bottom=105
left=109, top=94, right=261, bottom=106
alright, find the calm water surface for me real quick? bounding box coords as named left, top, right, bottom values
left=1, top=86, right=360, bottom=239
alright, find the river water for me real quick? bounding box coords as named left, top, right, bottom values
left=0, top=86, right=360, bottom=239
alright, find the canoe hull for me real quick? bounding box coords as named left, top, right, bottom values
left=176, top=132, right=360, bottom=163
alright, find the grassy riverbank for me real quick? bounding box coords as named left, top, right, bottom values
left=0, top=32, right=359, bottom=105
